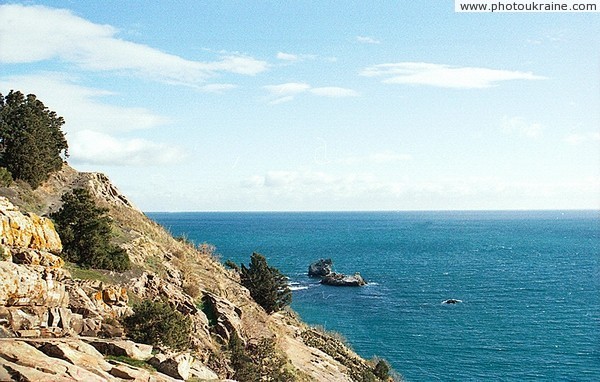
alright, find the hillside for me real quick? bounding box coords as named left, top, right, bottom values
left=0, top=164, right=398, bottom=381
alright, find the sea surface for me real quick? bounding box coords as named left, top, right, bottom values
left=146, top=210, right=600, bottom=381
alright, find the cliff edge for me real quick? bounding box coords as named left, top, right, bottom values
left=0, top=164, right=397, bottom=382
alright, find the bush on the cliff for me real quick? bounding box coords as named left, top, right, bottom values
left=0, top=90, right=68, bottom=189
left=0, top=167, right=12, bottom=187
left=51, top=188, right=130, bottom=271
left=229, top=334, right=296, bottom=382
left=123, top=300, right=192, bottom=350
left=239, top=252, right=291, bottom=314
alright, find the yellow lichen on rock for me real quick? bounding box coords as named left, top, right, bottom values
left=0, top=197, right=62, bottom=253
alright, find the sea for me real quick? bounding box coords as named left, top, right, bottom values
left=146, top=210, right=600, bottom=381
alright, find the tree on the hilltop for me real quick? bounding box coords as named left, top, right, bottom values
left=239, top=252, right=291, bottom=314
left=51, top=188, right=130, bottom=271
left=0, top=90, right=68, bottom=188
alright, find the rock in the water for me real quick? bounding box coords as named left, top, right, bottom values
left=441, top=299, right=462, bottom=304
left=320, top=272, right=367, bottom=287
left=308, top=259, right=367, bottom=286
left=308, top=258, right=333, bottom=277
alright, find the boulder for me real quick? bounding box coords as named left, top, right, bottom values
left=0, top=340, right=106, bottom=381
left=39, top=340, right=113, bottom=372
left=202, top=292, right=243, bottom=342
left=151, top=352, right=193, bottom=380
left=321, top=272, right=367, bottom=287
left=109, top=362, right=151, bottom=380
left=88, top=338, right=153, bottom=360
left=190, top=359, right=219, bottom=380
left=308, top=258, right=333, bottom=277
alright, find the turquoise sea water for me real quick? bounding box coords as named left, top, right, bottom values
left=147, top=211, right=600, bottom=381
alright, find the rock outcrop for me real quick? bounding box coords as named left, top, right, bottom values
left=308, top=259, right=367, bottom=287
left=308, top=258, right=333, bottom=277
left=0, top=197, right=62, bottom=253
left=321, top=272, right=367, bottom=287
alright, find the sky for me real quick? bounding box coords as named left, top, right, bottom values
left=0, top=1, right=598, bottom=211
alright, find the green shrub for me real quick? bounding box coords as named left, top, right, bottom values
left=374, top=359, right=391, bottom=380
left=0, top=167, right=12, bottom=187
left=51, top=188, right=130, bottom=271
left=239, top=252, right=291, bottom=314
left=229, top=334, right=296, bottom=382
left=123, top=300, right=192, bottom=351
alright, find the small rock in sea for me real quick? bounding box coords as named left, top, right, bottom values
left=321, top=272, right=367, bottom=287
left=441, top=299, right=462, bottom=304
left=308, top=258, right=333, bottom=277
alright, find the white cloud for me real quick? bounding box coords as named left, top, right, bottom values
left=501, top=116, right=543, bottom=138
left=69, top=130, right=185, bottom=166
left=0, top=73, right=182, bottom=167
left=564, top=132, right=600, bottom=145
left=241, top=170, right=600, bottom=209
left=0, top=73, right=167, bottom=133
left=0, top=4, right=268, bottom=85
left=356, top=36, right=381, bottom=44
left=276, top=52, right=318, bottom=62
left=276, top=52, right=300, bottom=61
left=264, top=82, right=359, bottom=103
left=360, top=62, right=546, bottom=89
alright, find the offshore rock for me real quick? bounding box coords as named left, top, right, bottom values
left=320, top=272, right=367, bottom=287
left=309, top=259, right=367, bottom=286
left=308, top=258, right=333, bottom=277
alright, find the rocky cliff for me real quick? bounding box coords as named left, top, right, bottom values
left=0, top=165, right=395, bottom=381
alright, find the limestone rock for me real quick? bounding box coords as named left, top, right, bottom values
left=66, top=280, right=132, bottom=326
left=202, top=292, right=243, bottom=342
left=88, top=338, right=153, bottom=360
left=0, top=340, right=106, bottom=381
left=109, top=362, right=151, bottom=380
left=39, top=340, right=113, bottom=372
left=0, top=197, right=62, bottom=253
left=0, top=262, right=69, bottom=307
left=129, top=272, right=197, bottom=315
left=151, top=352, right=192, bottom=380
left=11, top=249, right=64, bottom=269
left=80, top=172, right=139, bottom=211
left=189, top=359, right=219, bottom=380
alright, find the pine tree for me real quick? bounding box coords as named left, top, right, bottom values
left=240, top=252, right=291, bottom=314
left=123, top=300, right=192, bottom=350
left=51, top=188, right=130, bottom=271
left=0, top=90, right=68, bottom=188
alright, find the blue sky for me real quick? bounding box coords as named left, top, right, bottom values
left=1, top=1, right=598, bottom=211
